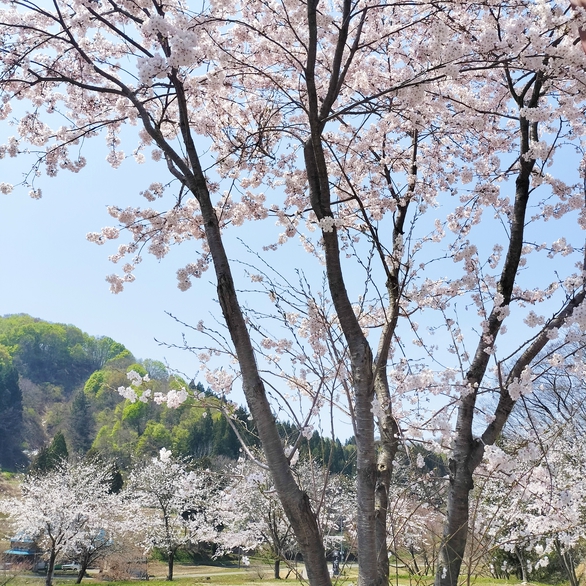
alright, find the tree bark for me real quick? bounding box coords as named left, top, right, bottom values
left=137, top=68, right=334, bottom=586
left=167, top=550, right=174, bottom=581
left=373, top=136, right=413, bottom=585
left=304, top=130, right=378, bottom=585
left=435, top=73, right=542, bottom=586
left=76, top=558, right=88, bottom=584
left=45, top=546, right=57, bottom=586
left=555, top=539, right=579, bottom=586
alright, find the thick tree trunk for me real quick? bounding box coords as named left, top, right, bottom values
left=435, top=391, right=476, bottom=586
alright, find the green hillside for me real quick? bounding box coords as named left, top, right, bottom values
left=0, top=314, right=356, bottom=473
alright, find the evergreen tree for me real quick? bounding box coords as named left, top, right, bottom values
left=32, top=431, right=69, bottom=473
left=187, top=410, right=214, bottom=459
left=0, top=345, right=26, bottom=470
left=68, top=389, right=93, bottom=454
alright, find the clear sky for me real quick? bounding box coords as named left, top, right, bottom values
left=0, top=137, right=223, bottom=384
left=0, top=143, right=359, bottom=439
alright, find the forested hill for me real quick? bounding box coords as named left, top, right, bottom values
left=0, top=314, right=356, bottom=473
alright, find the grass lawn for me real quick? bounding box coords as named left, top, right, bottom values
left=2, top=565, right=563, bottom=586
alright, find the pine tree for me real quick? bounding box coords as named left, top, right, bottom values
left=0, top=345, right=25, bottom=470
left=32, top=431, right=69, bottom=473
left=69, top=389, right=93, bottom=454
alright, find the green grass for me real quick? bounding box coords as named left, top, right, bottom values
left=2, top=565, right=567, bottom=586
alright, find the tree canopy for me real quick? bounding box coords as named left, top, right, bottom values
left=2, top=1, right=586, bottom=586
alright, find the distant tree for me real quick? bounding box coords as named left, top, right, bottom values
left=211, top=414, right=239, bottom=459
left=68, top=389, right=93, bottom=454
left=83, top=336, right=127, bottom=371
left=109, top=465, right=124, bottom=494
left=219, top=459, right=356, bottom=579
left=472, top=423, right=586, bottom=586
left=135, top=421, right=172, bottom=457
left=186, top=411, right=214, bottom=460
left=0, top=316, right=128, bottom=393
left=141, top=359, right=169, bottom=381
left=1, top=459, right=126, bottom=586
left=125, top=448, right=219, bottom=581
left=0, top=345, right=25, bottom=470
left=31, top=431, right=69, bottom=473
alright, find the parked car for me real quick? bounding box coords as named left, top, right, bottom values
left=61, top=563, right=81, bottom=572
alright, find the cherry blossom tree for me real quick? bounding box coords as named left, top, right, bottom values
left=0, top=460, right=125, bottom=586
left=468, top=419, right=586, bottom=586
left=2, top=1, right=586, bottom=586
left=218, top=459, right=298, bottom=580
left=218, top=457, right=356, bottom=580
left=124, top=448, right=219, bottom=581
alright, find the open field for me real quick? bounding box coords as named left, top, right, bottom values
left=0, top=562, right=565, bottom=586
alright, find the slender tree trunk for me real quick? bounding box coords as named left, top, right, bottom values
left=515, top=547, right=527, bottom=583
left=45, top=548, right=57, bottom=586
left=274, top=558, right=281, bottom=580
left=167, top=551, right=174, bottom=581
left=304, top=133, right=379, bottom=584
left=555, top=539, right=579, bottom=586
left=142, top=71, right=334, bottom=586
left=76, top=550, right=91, bottom=583
left=434, top=77, right=543, bottom=586
left=200, top=192, right=331, bottom=586
left=372, top=133, right=413, bottom=585
left=374, top=386, right=399, bottom=584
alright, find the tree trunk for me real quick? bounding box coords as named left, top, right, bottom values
left=274, top=558, right=281, bottom=579
left=434, top=432, right=474, bottom=586
left=305, top=139, right=379, bottom=584
left=167, top=550, right=174, bottom=581
left=555, top=539, right=579, bottom=586
left=76, top=550, right=91, bottom=583
left=434, top=79, right=543, bottom=586
left=374, top=405, right=399, bottom=584
left=45, top=548, right=57, bottom=586
left=201, top=193, right=331, bottom=586
left=148, top=73, right=333, bottom=586
left=515, top=547, right=528, bottom=584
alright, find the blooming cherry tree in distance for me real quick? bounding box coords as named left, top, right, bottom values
left=3, top=0, right=586, bottom=585
left=218, top=457, right=356, bottom=580
left=124, top=448, right=218, bottom=581
left=470, top=420, right=586, bottom=586
left=0, top=460, right=124, bottom=586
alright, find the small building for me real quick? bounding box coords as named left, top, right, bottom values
left=2, top=534, right=43, bottom=570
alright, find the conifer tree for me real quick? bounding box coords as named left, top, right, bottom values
left=32, top=432, right=69, bottom=473
left=0, top=345, right=25, bottom=470
left=69, top=389, right=93, bottom=454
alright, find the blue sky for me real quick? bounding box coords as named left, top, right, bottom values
left=0, top=140, right=222, bottom=383
left=0, top=145, right=358, bottom=438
